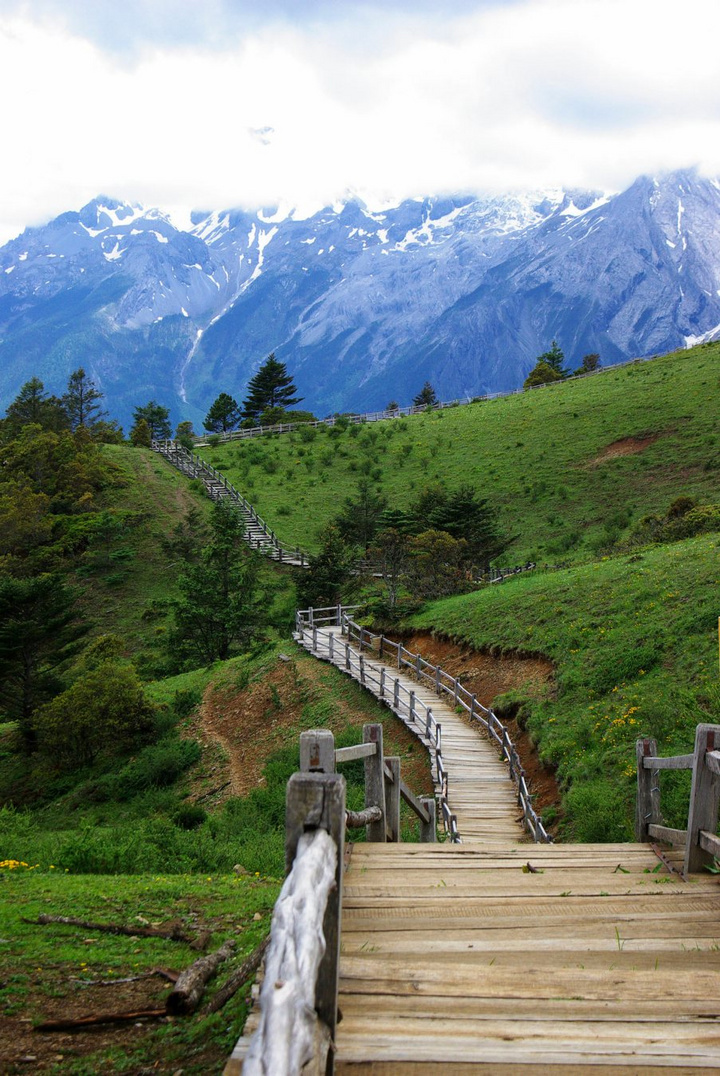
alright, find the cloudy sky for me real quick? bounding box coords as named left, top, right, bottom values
left=1, top=0, right=719, bottom=243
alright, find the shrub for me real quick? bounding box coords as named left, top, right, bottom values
left=173, top=803, right=208, bottom=830
left=35, top=662, right=155, bottom=769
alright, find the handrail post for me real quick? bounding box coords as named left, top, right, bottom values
left=385, top=757, right=401, bottom=842
left=345, top=643, right=351, bottom=671
left=685, top=724, right=720, bottom=874
left=426, top=708, right=433, bottom=741
left=435, top=665, right=440, bottom=695
left=285, top=771, right=345, bottom=1060
left=336, top=603, right=342, bottom=625
left=635, top=737, right=659, bottom=841
left=409, top=690, right=415, bottom=723
left=359, top=654, right=366, bottom=685
left=308, top=606, right=314, bottom=627
left=393, top=677, right=400, bottom=709
left=329, top=632, right=334, bottom=659
left=364, top=724, right=386, bottom=842
left=312, top=626, right=318, bottom=652
left=379, top=667, right=385, bottom=698
left=415, top=653, right=421, bottom=679
left=419, top=796, right=437, bottom=842
left=300, top=729, right=336, bottom=774
left=379, top=635, right=384, bottom=659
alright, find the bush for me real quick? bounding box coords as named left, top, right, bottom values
left=35, top=662, right=155, bottom=769
left=173, top=803, right=208, bottom=830
left=564, top=780, right=631, bottom=842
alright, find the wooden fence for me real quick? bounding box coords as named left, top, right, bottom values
left=240, top=721, right=435, bottom=1074
left=195, top=352, right=662, bottom=447
left=636, top=723, right=720, bottom=874
left=152, top=440, right=307, bottom=565
left=295, top=605, right=551, bottom=844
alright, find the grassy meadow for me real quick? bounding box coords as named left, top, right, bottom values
left=198, top=342, right=720, bottom=563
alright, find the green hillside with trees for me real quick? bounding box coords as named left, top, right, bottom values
left=198, top=343, right=720, bottom=564
left=2, top=342, right=720, bottom=1069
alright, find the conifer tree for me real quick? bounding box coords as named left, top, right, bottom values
left=131, top=400, right=171, bottom=441
left=412, top=382, right=438, bottom=408
left=63, top=367, right=108, bottom=431
left=204, top=392, right=241, bottom=432
left=0, top=575, right=87, bottom=751
left=5, top=377, right=68, bottom=434
left=242, top=354, right=302, bottom=420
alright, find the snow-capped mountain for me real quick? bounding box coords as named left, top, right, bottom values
left=1, top=169, right=719, bottom=428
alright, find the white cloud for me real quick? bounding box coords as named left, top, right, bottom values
left=1, top=0, right=720, bottom=244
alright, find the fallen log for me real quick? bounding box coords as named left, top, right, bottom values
left=166, top=938, right=236, bottom=1015
left=22, top=915, right=195, bottom=943
left=70, top=968, right=179, bottom=987
left=204, top=936, right=269, bottom=1014
left=36, top=1008, right=166, bottom=1032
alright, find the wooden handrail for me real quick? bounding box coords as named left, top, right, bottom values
left=311, top=607, right=550, bottom=844
left=636, top=725, right=720, bottom=874
left=243, top=771, right=345, bottom=1075
left=298, top=724, right=436, bottom=839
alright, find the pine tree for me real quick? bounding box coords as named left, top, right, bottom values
left=169, top=501, right=264, bottom=665
left=0, top=575, right=87, bottom=751
left=203, top=392, right=241, bottom=433
left=242, top=354, right=302, bottom=420
left=412, top=382, right=438, bottom=408
left=131, top=400, right=171, bottom=441
left=63, top=368, right=108, bottom=431
left=4, top=377, right=69, bottom=434
left=536, top=340, right=568, bottom=376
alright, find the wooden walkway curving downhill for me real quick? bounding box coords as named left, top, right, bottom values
left=284, top=617, right=720, bottom=1072
left=230, top=613, right=720, bottom=1072
left=300, top=622, right=527, bottom=845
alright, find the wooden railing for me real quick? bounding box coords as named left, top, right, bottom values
left=241, top=720, right=435, bottom=1074
left=194, top=351, right=664, bottom=447
left=295, top=606, right=459, bottom=842
left=295, top=605, right=551, bottom=844
left=242, top=769, right=344, bottom=1074
left=151, top=440, right=308, bottom=565
left=636, top=723, right=720, bottom=874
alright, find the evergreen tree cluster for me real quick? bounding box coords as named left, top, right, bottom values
left=524, top=342, right=602, bottom=388
left=203, top=353, right=303, bottom=434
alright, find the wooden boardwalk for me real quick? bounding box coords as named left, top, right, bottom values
left=299, top=624, right=526, bottom=845
left=337, top=842, right=720, bottom=1072
left=232, top=614, right=720, bottom=1072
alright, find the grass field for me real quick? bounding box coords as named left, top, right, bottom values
left=0, top=869, right=278, bottom=1073
left=198, top=343, right=720, bottom=562
left=410, top=531, right=720, bottom=840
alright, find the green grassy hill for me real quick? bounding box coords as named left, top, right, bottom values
left=411, top=532, right=720, bottom=841
left=198, top=343, right=720, bottom=562
left=195, top=342, right=720, bottom=842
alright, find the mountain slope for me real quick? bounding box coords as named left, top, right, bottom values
left=1, top=171, right=719, bottom=427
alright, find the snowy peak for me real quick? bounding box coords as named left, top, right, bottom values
left=1, top=169, right=720, bottom=429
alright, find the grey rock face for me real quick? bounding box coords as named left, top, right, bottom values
left=1, top=172, right=719, bottom=428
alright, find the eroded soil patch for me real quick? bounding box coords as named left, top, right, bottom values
left=189, top=650, right=432, bottom=804
left=588, top=432, right=661, bottom=465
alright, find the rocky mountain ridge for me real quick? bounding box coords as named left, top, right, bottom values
left=1, top=169, right=719, bottom=428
